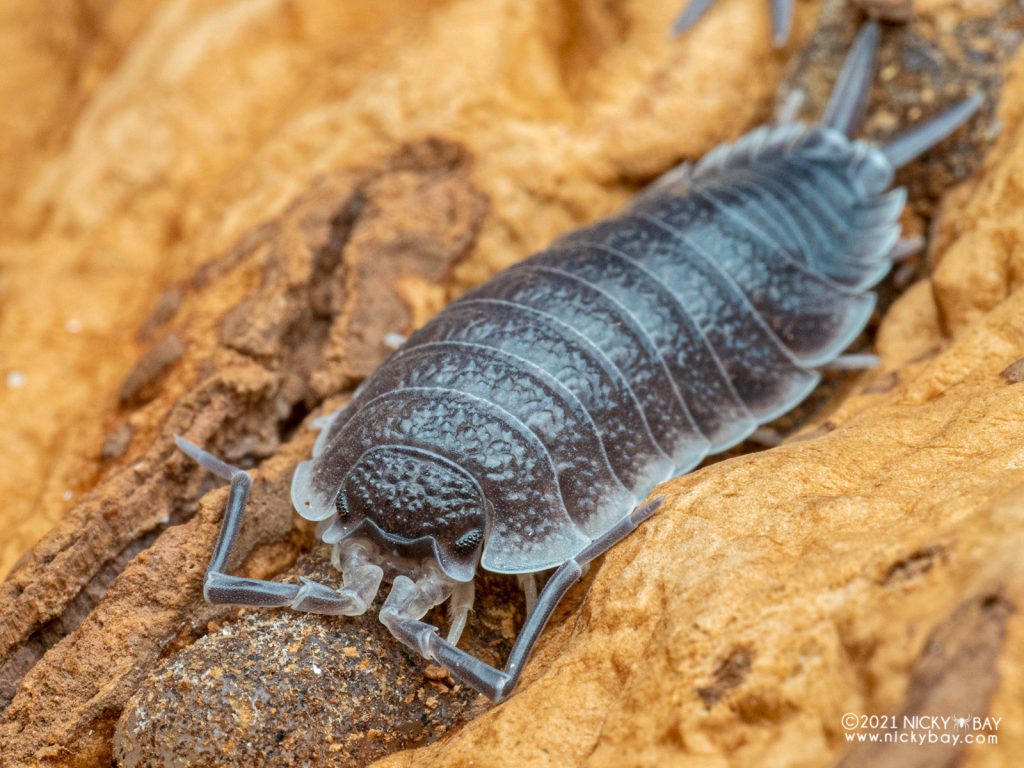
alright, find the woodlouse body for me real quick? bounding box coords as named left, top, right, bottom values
left=296, top=124, right=898, bottom=575
left=180, top=23, right=981, bottom=701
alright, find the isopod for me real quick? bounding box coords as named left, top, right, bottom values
left=177, top=23, right=981, bottom=702
left=673, top=0, right=795, bottom=46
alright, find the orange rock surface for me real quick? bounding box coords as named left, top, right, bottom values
left=3, top=1, right=1023, bottom=767
left=369, top=35, right=1024, bottom=767
left=0, top=0, right=804, bottom=578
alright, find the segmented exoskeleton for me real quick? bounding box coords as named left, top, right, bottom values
left=178, top=23, right=981, bottom=702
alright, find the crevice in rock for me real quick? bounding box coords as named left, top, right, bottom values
left=0, top=528, right=160, bottom=715
left=835, top=590, right=1014, bottom=767
left=696, top=646, right=754, bottom=708
left=881, top=545, right=946, bottom=586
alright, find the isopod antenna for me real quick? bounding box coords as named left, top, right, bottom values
left=672, top=0, right=794, bottom=47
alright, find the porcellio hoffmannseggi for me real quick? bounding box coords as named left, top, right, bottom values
left=177, top=22, right=982, bottom=702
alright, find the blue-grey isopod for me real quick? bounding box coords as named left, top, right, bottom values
left=177, top=23, right=981, bottom=702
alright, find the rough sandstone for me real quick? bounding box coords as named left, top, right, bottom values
left=1, top=1, right=1023, bottom=766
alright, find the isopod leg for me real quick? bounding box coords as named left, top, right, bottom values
left=775, top=89, right=805, bottom=125
left=446, top=580, right=476, bottom=645
left=891, top=235, right=925, bottom=262
left=383, top=332, right=407, bottom=350
left=637, top=161, right=693, bottom=204
left=380, top=497, right=664, bottom=702
left=822, top=353, right=880, bottom=372
left=175, top=436, right=382, bottom=616
left=518, top=573, right=539, bottom=619
left=669, top=0, right=716, bottom=38
left=769, top=0, right=793, bottom=48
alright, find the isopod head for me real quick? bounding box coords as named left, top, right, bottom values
left=298, top=445, right=487, bottom=582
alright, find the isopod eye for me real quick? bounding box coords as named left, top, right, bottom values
left=452, top=528, right=483, bottom=555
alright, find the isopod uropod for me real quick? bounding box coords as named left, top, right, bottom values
left=177, top=23, right=981, bottom=702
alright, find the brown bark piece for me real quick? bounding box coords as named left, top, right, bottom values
left=0, top=141, right=487, bottom=766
